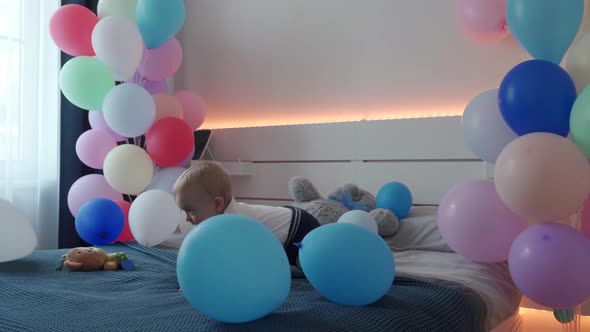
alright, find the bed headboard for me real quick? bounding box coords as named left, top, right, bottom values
left=202, top=116, right=489, bottom=206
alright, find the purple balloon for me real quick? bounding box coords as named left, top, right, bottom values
left=143, top=78, right=169, bottom=95
left=88, top=111, right=126, bottom=142
left=438, top=179, right=527, bottom=262
left=130, top=70, right=169, bottom=94
left=509, top=223, right=590, bottom=309
left=67, top=174, right=122, bottom=217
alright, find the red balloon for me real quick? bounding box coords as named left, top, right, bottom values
left=146, top=117, right=194, bottom=167
left=114, top=200, right=134, bottom=242
left=49, top=4, right=98, bottom=56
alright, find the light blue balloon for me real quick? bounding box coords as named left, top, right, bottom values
left=462, top=89, right=518, bottom=164
left=177, top=214, right=291, bottom=323
left=507, top=0, right=584, bottom=64
left=297, top=223, right=395, bottom=306
left=376, top=182, right=413, bottom=219
left=136, top=0, right=185, bottom=49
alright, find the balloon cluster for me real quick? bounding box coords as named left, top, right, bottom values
left=446, top=0, right=590, bottom=314
left=49, top=0, right=205, bottom=247
left=177, top=214, right=395, bottom=323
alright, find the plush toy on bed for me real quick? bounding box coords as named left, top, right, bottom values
left=56, top=247, right=135, bottom=271
left=288, top=176, right=400, bottom=237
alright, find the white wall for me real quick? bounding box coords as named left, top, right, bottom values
left=175, top=0, right=589, bottom=129
left=206, top=117, right=485, bottom=205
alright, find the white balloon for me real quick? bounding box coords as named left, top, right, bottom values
left=146, top=167, right=186, bottom=194
left=129, top=190, right=185, bottom=247
left=178, top=221, right=195, bottom=234
left=337, top=210, right=378, bottom=234
left=0, top=199, right=38, bottom=263
left=103, top=83, right=156, bottom=137
left=92, top=16, right=143, bottom=81
left=566, top=32, right=590, bottom=94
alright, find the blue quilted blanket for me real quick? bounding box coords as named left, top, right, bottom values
left=0, top=243, right=486, bottom=332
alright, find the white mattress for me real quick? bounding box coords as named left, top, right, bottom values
left=159, top=207, right=521, bottom=330
left=385, top=207, right=521, bottom=330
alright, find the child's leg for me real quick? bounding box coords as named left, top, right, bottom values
left=283, top=207, right=321, bottom=267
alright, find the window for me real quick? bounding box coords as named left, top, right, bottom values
left=0, top=0, right=61, bottom=249
left=0, top=0, right=23, bottom=160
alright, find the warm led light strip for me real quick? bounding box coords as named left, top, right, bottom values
left=200, top=109, right=463, bottom=129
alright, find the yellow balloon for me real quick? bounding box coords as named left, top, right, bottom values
left=103, top=144, right=153, bottom=195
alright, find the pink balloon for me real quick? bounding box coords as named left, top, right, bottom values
left=438, top=179, right=527, bottom=262
left=456, top=0, right=509, bottom=42
left=174, top=90, right=207, bottom=130
left=88, top=111, right=126, bottom=142
left=495, top=133, right=590, bottom=222
left=68, top=174, right=122, bottom=217
left=49, top=4, right=98, bottom=56
left=580, top=196, right=590, bottom=239
left=76, top=129, right=117, bottom=169
left=137, top=38, right=182, bottom=81
left=153, top=94, right=183, bottom=121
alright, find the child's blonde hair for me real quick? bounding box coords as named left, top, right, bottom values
left=173, top=161, right=232, bottom=203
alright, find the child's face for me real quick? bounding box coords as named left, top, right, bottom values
left=175, top=189, right=221, bottom=225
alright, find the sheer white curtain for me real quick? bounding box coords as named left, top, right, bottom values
left=0, top=0, right=61, bottom=249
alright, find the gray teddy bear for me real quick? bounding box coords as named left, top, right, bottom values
left=288, top=176, right=400, bottom=237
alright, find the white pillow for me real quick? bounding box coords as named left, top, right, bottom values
left=383, top=206, right=454, bottom=253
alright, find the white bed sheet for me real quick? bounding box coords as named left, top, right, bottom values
left=159, top=207, right=521, bottom=330
left=386, top=206, right=521, bottom=330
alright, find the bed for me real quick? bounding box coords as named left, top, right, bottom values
left=0, top=206, right=520, bottom=332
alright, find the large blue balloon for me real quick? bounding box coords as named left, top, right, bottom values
left=498, top=60, right=577, bottom=137
left=297, top=223, right=395, bottom=306
left=136, top=0, right=185, bottom=49
left=75, top=198, right=124, bottom=245
left=376, top=182, right=413, bottom=219
left=177, top=214, right=291, bottom=323
left=507, top=0, right=584, bottom=64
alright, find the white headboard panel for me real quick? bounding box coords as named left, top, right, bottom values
left=205, top=117, right=488, bottom=206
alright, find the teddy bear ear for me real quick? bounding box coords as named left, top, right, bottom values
left=288, top=176, right=322, bottom=202
left=64, top=260, right=83, bottom=270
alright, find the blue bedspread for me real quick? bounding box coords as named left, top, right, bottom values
left=0, top=243, right=486, bottom=332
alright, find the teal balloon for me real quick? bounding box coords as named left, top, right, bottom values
left=176, top=214, right=291, bottom=323
left=136, top=0, right=185, bottom=49
left=553, top=308, right=575, bottom=324
left=506, top=0, right=584, bottom=64
left=297, top=223, right=395, bottom=306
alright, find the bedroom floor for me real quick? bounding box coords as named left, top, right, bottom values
left=493, top=308, right=590, bottom=332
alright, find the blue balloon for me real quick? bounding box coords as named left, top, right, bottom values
left=136, top=0, right=185, bottom=49
left=507, top=0, right=584, bottom=64
left=75, top=198, right=124, bottom=245
left=296, top=223, right=395, bottom=306
left=498, top=60, right=577, bottom=137
left=177, top=214, right=291, bottom=323
left=376, top=182, right=413, bottom=219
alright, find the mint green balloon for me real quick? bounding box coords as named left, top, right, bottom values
left=59, top=56, right=115, bottom=111
left=98, top=0, right=138, bottom=23
left=570, top=85, right=590, bottom=157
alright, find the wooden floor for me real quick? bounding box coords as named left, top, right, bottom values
left=492, top=308, right=589, bottom=332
